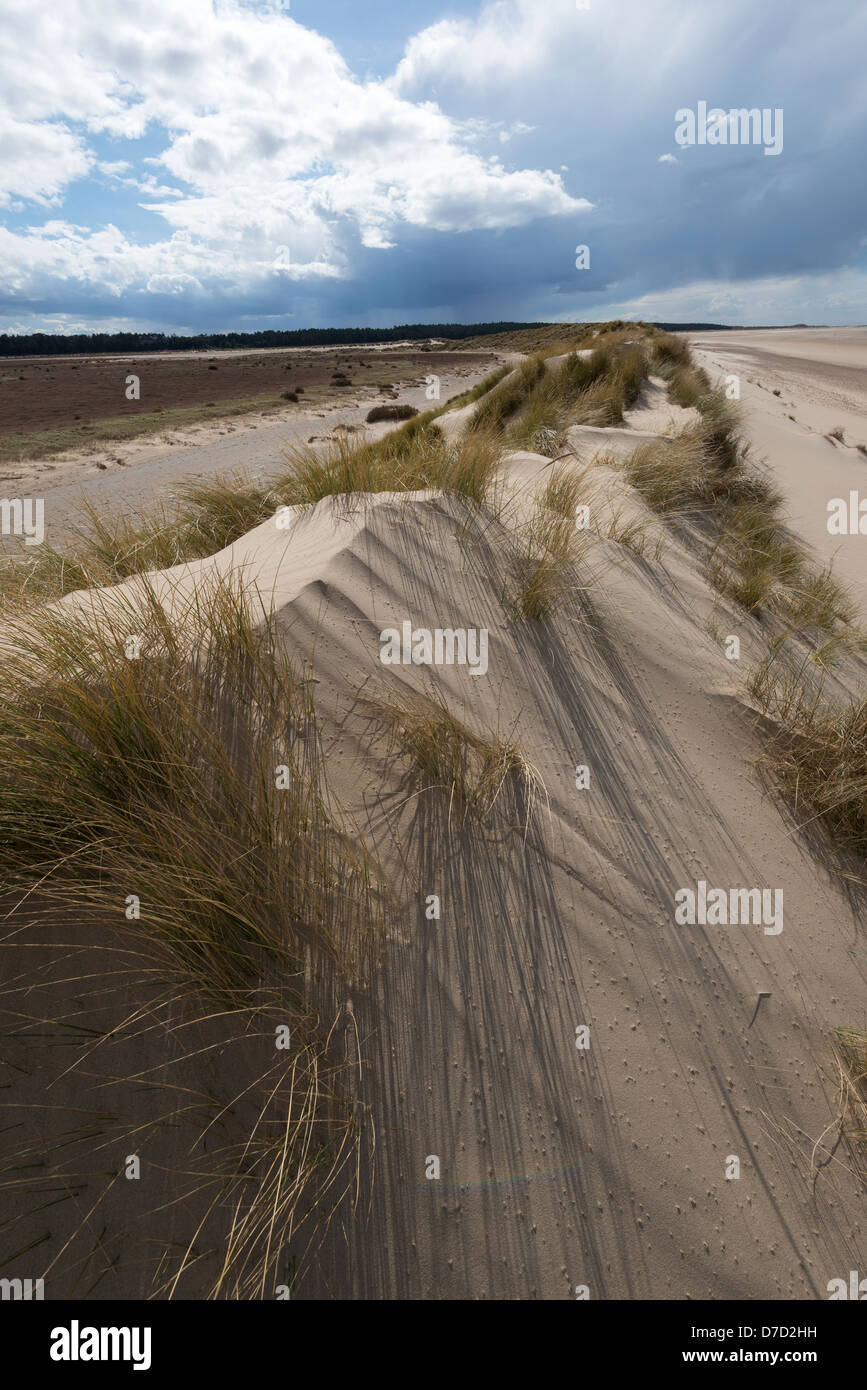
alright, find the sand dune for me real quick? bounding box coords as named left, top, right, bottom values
left=34, top=347, right=865, bottom=1299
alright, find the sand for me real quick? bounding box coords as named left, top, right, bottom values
left=18, top=341, right=863, bottom=1300
left=1, top=355, right=508, bottom=548
left=690, top=328, right=867, bottom=618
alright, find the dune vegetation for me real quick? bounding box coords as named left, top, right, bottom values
left=2, top=322, right=865, bottom=1298
left=2, top=328, right=862, bottom=859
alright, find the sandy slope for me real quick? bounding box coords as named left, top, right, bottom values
left=3, top=357, right=507, bottom=549
left=47, top=364, right=867, bottom=1300
left=275, top=499, right=867, bottom=1300
left=690, top=329, right=867, bottom=618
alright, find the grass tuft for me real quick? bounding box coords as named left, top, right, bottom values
left=509, top=466, right=592, bottom=620
left=367, top=687, right=543, bottom=834
left=0, top=576, right=381, bottom=1004
left=747, top=646, right=866, bottom=861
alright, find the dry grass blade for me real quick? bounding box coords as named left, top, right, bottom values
left=509, top=466, right=594, bottom=621
left=365, top=686, right=544, bottom=836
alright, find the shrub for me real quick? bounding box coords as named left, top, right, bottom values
left=365, top=404, right=419, bottom=423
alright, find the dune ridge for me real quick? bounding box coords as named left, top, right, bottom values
left=2, top=334, right=865, bottom=1300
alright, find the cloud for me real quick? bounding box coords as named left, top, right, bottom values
left=0, top=115, right=92, bottom=207
left=389, top=0, right=579, bottom=95
left=145, top=272, right=202, bottom=295
left=0, top=0, right=583, bottom=313
left=561, top=268, right=867, bottom=326
left=0, top=217, right=345, bottom=305
left=0, top=0, right=865, bottom=329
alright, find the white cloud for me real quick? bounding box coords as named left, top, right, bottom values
left=0, top=116, right=92, bottom=207
left=4, top=0, right=861, bottom=329
left=389, top=1, right=570, bottom=94
left=96, top=159, right=132, bottom=177
left=388, top=0, right=648, bottom=96
left=145, top=272, right=202, bottom=294
left=0, top=0, right=584, bottom=303
left=0, top=218, right=345, bottom=300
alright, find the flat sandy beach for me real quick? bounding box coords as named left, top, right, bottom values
left=690, top=329, right=867, bottom=616
left=0, top=353, right=507, bottom=547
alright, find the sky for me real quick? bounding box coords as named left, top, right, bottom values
left=1, top=0, right=865, bottom=335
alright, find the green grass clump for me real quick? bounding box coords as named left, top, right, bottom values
left=650, top=331, right=690, bottom=368
left=367, top=687, right=541, bottom=833
left=707, top=505, right=803, bottom=610
left=541, top=463, right=588, bottom=520
left=567, top=346, right=649, bottom=425
left=0, top=577, right=380, bottom=1006
left=649, top=332, right=710, bottom=406
left=835, top=1027, right=867, bottom=1171
left=708, top=506, right=853, bottom=628
left=468, top=354, right=548, bottom=434
left=509, top=466, right=592, bottom=620
left=502, top=371, right=568, bottom=456
left=625, top=395, right=775, bottom=513
left=667, top=363, right=711, bottom=408
left=0, top=576, right=383, bottom=1298
left=280, top=420, right=501, bottom=508
left=495, top=343, right=650, bottom=449
left=621, top=367, right=857, bottom=634
left=759, top=687, right=866, bottom=860
left=787, top=566, right=857, bottom=630
left=603, top=509, right=661, bottom=559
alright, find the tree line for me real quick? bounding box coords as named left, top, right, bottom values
left=0, top=322, right=551, bottom=358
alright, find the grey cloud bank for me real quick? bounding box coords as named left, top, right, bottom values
left=0, top=0, right=865, bottom=331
